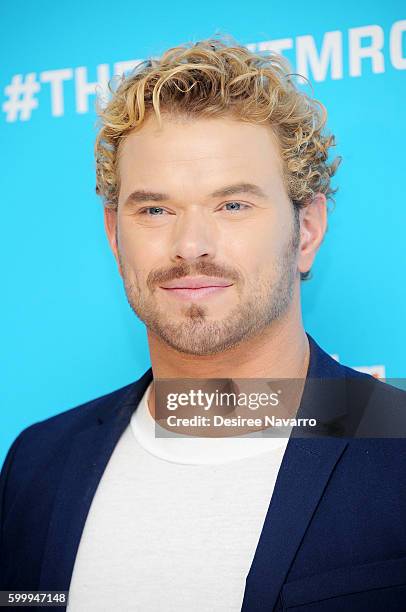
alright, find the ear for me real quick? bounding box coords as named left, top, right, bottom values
left=297, top=193, right=327, bottom=276
left=103, top=206, right=123, bottom=277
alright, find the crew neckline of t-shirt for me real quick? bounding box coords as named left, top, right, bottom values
left=130, top=381, right=291, bottom=466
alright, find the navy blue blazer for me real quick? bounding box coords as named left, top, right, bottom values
left=1, top=334, right=406, bottom=611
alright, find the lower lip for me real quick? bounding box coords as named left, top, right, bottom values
left=160, top=285, right=233, bottom=300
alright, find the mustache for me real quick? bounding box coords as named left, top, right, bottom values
left=147, top=261, right=241, bottom=291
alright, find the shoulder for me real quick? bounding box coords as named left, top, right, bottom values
left=0, top=376, right=145, bottom=482
left=19, top=380, right=137, bottom=441
left=308, top=332, right=404, bottom=396
left=0, top=375, right=154, bottom=530
left=306, top=334, right=406, bottom=435
left=0, top=375, right=153, bottom=521
left=334, top=363, right=406, bottom=435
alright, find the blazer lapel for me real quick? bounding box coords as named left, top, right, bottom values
left=241, top=436, right=348, bottom=611
left=38, top=369, right=153, bottom=591
left=242, top=334, right=351, bottom=610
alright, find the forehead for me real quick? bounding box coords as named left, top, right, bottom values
left=117, top=114, right=286, bottom=200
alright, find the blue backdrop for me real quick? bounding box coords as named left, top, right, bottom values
left=1, top=0, right=405, bottom=464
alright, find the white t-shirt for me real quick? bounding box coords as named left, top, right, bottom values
left=67, top=382, right=291, bottom=611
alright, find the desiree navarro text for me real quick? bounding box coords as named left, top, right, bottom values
left=165, top=415, right=317, bottom=428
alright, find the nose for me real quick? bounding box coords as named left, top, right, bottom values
left=169, top=208, right=217, bottom=263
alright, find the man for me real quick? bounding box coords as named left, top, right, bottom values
left=1, top=38, right=405, bottom=611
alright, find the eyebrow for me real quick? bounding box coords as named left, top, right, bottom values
left=124, top=190, right=169, bottom=204
left=210, top=182, right=268, bottom=199
left=123, top=182, right=268, bottom=206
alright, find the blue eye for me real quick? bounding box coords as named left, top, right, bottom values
left=224, top=202, right=246, bottom=212
left=140, top=207, right=166, bottom=215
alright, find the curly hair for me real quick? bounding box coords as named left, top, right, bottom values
left=95, top=36, right=341, bottom=280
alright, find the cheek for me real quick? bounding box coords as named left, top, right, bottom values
left=227, top=222, right=282, bottom=278
left=119, top=224, right=166, bottom=279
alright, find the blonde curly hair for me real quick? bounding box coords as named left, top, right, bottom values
left=95, top=36, right=341, bottom=278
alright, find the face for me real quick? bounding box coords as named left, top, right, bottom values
left=105, top=114, right=320, bottom=356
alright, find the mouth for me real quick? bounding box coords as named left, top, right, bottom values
left=160, top=285, right=233, bottom=300
left=159, top=277, right=234, bottom=301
